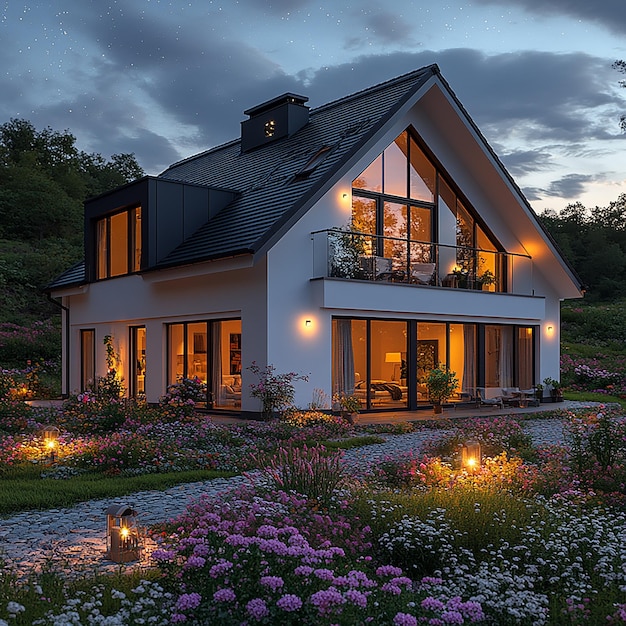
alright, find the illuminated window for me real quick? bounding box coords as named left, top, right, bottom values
left=96, top=206, right=142, bottom=279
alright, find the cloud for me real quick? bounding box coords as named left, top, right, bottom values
left=473, top=0, right=626, bottom=37
left=542, top=173, right=597, bottom=199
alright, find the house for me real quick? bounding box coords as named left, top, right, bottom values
left=46, top=65, right=583, bottom=417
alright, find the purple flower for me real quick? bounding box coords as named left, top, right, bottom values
left=260, top=575, right=284, bottom=591
left=376, top=565, right=403, bottom=577
left=183, top=555, right=206, bottom=569
left=345, top=589, right=368, bottom=608
left=314, top=568, right=336, bottom=581
left=276, top=594, right=303, bottom=612
left=421, top=597, right=445, bottom=611
left=310, top=589, right=346, bottom=615
left=246, top=598, right=269, bottom=621
left=175, top=593, right=202, bottom=611
left=393, top=613, right=418, bottom=626
left=213, top=588, right=236, bottom=602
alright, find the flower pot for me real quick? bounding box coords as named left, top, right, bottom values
left=342, top=411, right=359, bottom=424
left=433, top=403, right=443, bottom=414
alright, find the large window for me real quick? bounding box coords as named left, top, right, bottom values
left=129, top=326, right=146, bottom=398
left=96, top=206, right=142, bottom=279
left=352, top=127, right=503, bottom=286
left=167, top=319, right=242, bottom=409
left=332, top=317, right=534, bottom=410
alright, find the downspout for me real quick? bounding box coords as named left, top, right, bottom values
left=46, top=294, right=70, bottom=398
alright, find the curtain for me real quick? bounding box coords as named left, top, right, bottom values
left=212, top=322, right=222, bottom=405
left=462, top=325, right=476, bottom=394
left=499, top=326, right=514, bottom=387
left=517, top=328, right=533, bottom=389
left=332, top=319, right=355, bottom=396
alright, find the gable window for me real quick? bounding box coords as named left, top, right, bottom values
left=96, top=206, right=142, bottom=279
left=351, top=128, right=503, bottom=287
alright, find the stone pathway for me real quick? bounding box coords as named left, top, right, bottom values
left=0, top=416, right=574, bottom=581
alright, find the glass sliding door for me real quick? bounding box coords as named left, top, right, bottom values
left=417, top=322, right=448, bottom=402
left=129, top=326, right=146, bottom=398
left=449, top=323, right=476, bottom=401
left=370, top=320, right=408, bottom=408
left=80, top=329, right=95, bottom=391
left=485, top=325, right=514, bottom=388
left=167, top=319, right=241, bottom=410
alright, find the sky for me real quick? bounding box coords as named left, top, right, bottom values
left=1, top=1, right=626, bottom=213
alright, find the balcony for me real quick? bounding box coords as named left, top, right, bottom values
left=311, top=229, right=534, bottom=296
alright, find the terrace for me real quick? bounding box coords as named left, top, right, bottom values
left=312, top=229, right=533, bottom=295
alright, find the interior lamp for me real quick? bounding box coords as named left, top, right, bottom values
left=385, top=352, right=402, bottom=381
left=461, top=441, right=481, bottom=472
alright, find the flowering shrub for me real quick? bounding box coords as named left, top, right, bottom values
left=257, top=444, right=347, bottom=506
left=248, top=362, right=308, bottom=420
left=159, top=377, right=207, bottom=421
left=151, top=486, right=484, bottom=625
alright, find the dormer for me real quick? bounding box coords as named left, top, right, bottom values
left=240, top=93, right=309, bottom=153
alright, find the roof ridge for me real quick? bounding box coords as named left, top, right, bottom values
left=161, top=137, right=240, bottom=174
left=310, top=64, right=439, bottom=115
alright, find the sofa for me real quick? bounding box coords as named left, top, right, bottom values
left=219, top=375, right=241, bottom=407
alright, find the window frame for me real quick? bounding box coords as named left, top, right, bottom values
left=95, top=205, right=142, bottom=280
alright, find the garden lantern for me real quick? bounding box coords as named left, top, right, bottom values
left=461, top=441, right=481, bottom=472
left=105, top=504, right=142, bottom=563
left=41, top=425, right=60, bottom=463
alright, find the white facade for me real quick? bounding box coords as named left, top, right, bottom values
left=51, top=71, right=582, bottom=416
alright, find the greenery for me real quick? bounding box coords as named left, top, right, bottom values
left=0, top=466, right=233, bottom=517
left=425, top=365, right=458, bottom=406
left=0, top=118, right=144, bottom=369
left=248, top=362, right=309, bottom=420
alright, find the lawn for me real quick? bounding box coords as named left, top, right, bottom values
left=1, top=386, right=626, bottom=625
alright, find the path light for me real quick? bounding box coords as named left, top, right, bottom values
left=461, top=441, right=482, bottom=473
left=105, top=504, right=143, bottom=563
left=41, top=425, right=60, bottom=463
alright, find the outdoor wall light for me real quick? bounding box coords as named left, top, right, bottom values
left=460, top=441, right=481, bottom=472
left=41, top=424, right=60, bottom=463
left=305, top=319, right=312, bottom=327
left=106, top=504, right=143, bottom=563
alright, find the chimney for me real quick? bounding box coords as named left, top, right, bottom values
left=241, top=93, right=309, bottom=153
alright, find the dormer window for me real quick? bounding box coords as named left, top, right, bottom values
left=96, top=206, right=142, bottom=279
left=264, top=120, right=276, bottom=137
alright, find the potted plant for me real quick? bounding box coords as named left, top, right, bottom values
left=426, top=365, right=459, bottom=414
left=543, top=377, right=564, bottom=402
left=476, top=269, right=497, bottom=290
left=534, top=382, right=544, bottom=403
left=333, top=393, right=361, bottom=423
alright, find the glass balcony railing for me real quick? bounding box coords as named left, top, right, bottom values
left=311, top=229, right=534, bottom=295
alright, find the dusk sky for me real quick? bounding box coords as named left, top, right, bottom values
left=2, top=1, right=625, bottom=213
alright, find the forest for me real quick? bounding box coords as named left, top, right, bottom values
left=0, top=117, right=625, bottom=370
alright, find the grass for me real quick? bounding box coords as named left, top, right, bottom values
left=320, top=434, right=386, bottom=449
left=0, top=466, right=235, bottom=517
left=564, top=389, right=626, bottom=409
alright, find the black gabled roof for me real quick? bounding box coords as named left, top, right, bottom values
left=46, top=261, right=85, bottom=291
left=47, top=65, right=439, bottom=289
left=155, top=65, right=438, bottom=267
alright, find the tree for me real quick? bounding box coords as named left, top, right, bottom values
left=0, top=118, right=145, bottom=326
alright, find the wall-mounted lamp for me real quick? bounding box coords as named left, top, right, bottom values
left=342, top=192, right=348, bottom=199
left=305, top=319, right=312, bottom=327
left=547, top=325, right=554, bottom=333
